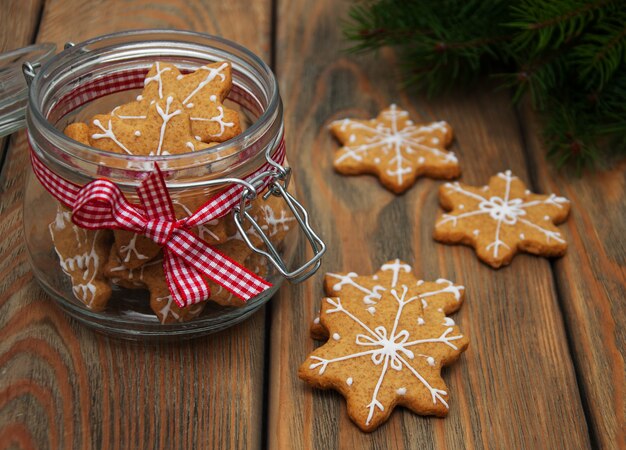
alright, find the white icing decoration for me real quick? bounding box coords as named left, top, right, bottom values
left=326, top=272, right=385, bottom=305
left=91, top=119, right=133, bottom=155
left=154, top=96, right=182, bottom=156
left=182, top=62, right=228, bottom=105
left=260, top=205, right=296, bottom=236
left=186, top=142, right=195, bottom=151
left=195, top=135, right=202, bottom=141
left=209, top=94, right=217, bottom=102
left=144, top=62, right=171, bottom=99
left=419, top=354, right=436, bottom=366
left=439, top=171, right=566, bottom=257
left=520, top=233, right=525, bottom=239
left=417, top=317, right=425, bottom=325
left=443, top=317, right=455, bottom=326
left=176, top=74, right=184, bottom=80
left=191, top=105, right=234, bottom=137
left=119, top=233, right=149, bottom=263
left=49, top=209, right=101, bottom=307
left=136, top=95, right=143, bottom=101
left=311, top=287, right=464, bottom=425
left=381, top=259, right=411, bottom=288
left=112, top=106, right=147, bottom=120
left=187, top=103, right=194, bottom=108
left=334, top=105, right=456, bottom=185
left=367, top=307, right=376, bottom=315
left=396, top=387, right=407, bottom=395
left=333, top=333, right=341, bottom=341
left=134, top=130, right=141, bottom=137
left=347, top=377, right=353, bottom=386
left=313, top=317, right=320, bottom=324
left=458, top=204, right=464, bottom=210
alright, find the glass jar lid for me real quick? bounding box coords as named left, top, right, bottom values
left=0, top=43, right=56, bottom=137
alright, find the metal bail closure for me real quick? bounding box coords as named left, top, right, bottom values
left=234, top=180, right=326, bottom=284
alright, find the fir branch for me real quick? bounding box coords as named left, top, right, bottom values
left=508, top=0, right=611, bottom=51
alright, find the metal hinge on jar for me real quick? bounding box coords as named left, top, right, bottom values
left=233, top=144, right=325, bottom=283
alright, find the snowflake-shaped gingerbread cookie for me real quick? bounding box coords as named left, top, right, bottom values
left=434, top=170, right=570, bottom=268
left=299, top=261, right=468, bottom=432
left=329, top=105, right=460, bottom=193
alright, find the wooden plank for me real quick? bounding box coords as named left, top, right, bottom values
left=0, top=1, right=272, bottom=449
left=267, top=0, right=593, bottom=447
left=519, top=106, right=626, bottom=449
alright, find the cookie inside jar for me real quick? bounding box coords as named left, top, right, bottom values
left=51, top=60, right=297, bottom=324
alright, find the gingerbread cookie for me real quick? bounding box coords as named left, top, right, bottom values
left=115, top=61, right=241, bottom=143
left=88, top=95, right=213, bottom=156
left=49, top=206, right=113, bottom=311
left=299, top=261, right=468, bottom=432
left=329, top=105, right=460, bottom=194
left=434, top=170, right=570, bottom=268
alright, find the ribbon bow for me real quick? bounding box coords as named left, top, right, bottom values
left=30, top=140, right=286, bottom=307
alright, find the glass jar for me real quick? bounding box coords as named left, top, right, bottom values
left=16, top=30, right=324, bottom=339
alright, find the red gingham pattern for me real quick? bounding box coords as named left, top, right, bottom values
left=31, top=68, right=284, bottom=306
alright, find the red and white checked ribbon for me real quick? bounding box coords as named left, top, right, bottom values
left=30, top=140, right=286, bottom=306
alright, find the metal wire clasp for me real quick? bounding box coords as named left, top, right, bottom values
left=233, top=147, right=325, bottom=283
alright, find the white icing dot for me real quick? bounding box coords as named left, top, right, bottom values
left=443, top=317, right=455, bottom=326
left=313, top=317, right=320, bottom=324
left=136, top=95, right=143, bottom=101
left=372, top=275, right=379, bottom=280
left=134, top=130, right=141, bottom=137
left=367, top=307, right=376, bottom=315
left=544, top=215, right=550, bottom=221
left=406, top=120, right=413, bottom=126
left=187, top=103, right=194, bottom=108
left=431, top=137, right=440, bottom=144
left=437, top=308, right=443, bottom=312
left=210, top=95, right=217, bottom=102
left=349, top=134, right=356, bottom=143
left=195, top=135, right=202, bottom=141
left=459, top=204, right=465, bottom=210
left=332, top=333, right=341, bottom=341
left=417, top=317, right=425, bottom=325
left=421, top=299, right=428, bottom=308
left=186, top=142, right=195, bottom=151
left=473, top=229, right=480, bottom=236
left=374, top=157, right=381, bottom=163
left=519, top=233, right=525, bottom=240
left=417, top=280, right=424, bottom=286
left=525, top=189, right=531, bottom=195
left=396, top=387, right=407, bottom=395
left=426, top=356, right=435, bottom=366
left=346, top=377, right=353, bottom=386
left=482, top=186, right=489, bottom=191
left=150, top=100, right=155, bottom=105
left=176, top=74, right=184, bottom=80
left=418, top=156, right=425, bottom=164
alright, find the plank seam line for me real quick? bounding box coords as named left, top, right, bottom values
left=514, top=103, right=598, bottom=450
left=261, top=1, right=279, bottom=447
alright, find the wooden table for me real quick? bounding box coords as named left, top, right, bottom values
left=1, top=1, right=624, bottom=448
